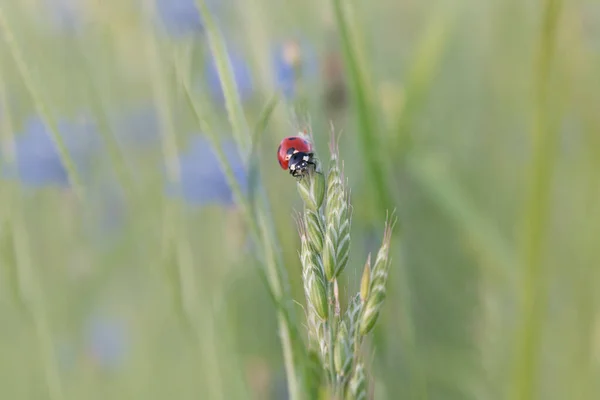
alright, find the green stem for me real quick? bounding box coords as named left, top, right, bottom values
left=194, top=0, right=249, bottom=151
left=511, top=1, right=562, bottom=399
left=331, top=0, right=393, bottom=214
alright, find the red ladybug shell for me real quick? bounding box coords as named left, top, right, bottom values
left=277, top=136, right=313, bottom=170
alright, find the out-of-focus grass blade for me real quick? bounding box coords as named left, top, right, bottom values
left=175, top=54, right=257, bottom=236
left=194, top=0, right=250, bottom=151
left=248, top=93, right=279, bottom=216
left=407, top=154, right=517, bottom=280
left=179, top=72, right=276, bottom=304
left=0, top=8, right=83, bottom=199
left=252, top=94, right=280, bottom=155
left=78, top=46, right=137, bottom=200
left=393, top=3, right=459, bottom=158
left=331, top=0, right=394, bottom=214
left=511, top=0, right=563, bottom=399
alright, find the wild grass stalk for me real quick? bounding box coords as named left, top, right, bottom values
left=294, top=129, right=396, bottom=399
left=392, top=3, right=459, bottom=159
left=330, top=0, right=393, bottom=214
left=512, top=0, right=563, bottom=399
left=144, top=25, right=200, bottom=339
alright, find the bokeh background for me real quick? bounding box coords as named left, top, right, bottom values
left=0, top=0, right=599, bottom=399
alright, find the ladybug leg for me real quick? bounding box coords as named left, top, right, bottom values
left=306, top=153, right=318, bottom=169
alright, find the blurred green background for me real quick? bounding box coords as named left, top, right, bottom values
left=0, top=0, right=599, bottom=399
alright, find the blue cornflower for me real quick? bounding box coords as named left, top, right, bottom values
left=204, top=49, right=254, bottom=104
left=2, top=115, right=100, bottom=188
left=85, top=315, right=128, bottom=370
left=166, top=135, right=247, bottom=206
left=272, top=39, right=319, bottom=99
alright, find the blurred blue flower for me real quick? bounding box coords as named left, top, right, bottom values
left=272, top=39, right=319, bottom=99
left=166, top=135, right=247, bottom=206
left=85, top=315, right=128, bottom=370
left=154, top=0, right=221, bottom=36
left=2, top=115, right=100, bottom=188
left=205, top=49, right=254, bottom=104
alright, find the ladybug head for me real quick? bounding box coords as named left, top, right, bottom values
left=288, top=151, right=315, bottom=177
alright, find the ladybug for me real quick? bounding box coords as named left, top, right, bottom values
left=277, top=135, right=316, bottom=178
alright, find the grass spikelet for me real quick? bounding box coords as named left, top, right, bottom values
left=307, top=310, right=327, bottom=360
left=323, top=131, right=352, bottom=281
left=305, top=209, right=325, bottom=254
left=334, top=321, right=353, bottom=380
left=298, top=215, right=329, bottom=321
left=338, top=293, right=363, bottom=395
left=360, top=255, right=372, bottom=303
left=297, top=169, right=326, bottom=211
left=344, top=294, right=363, bottom=350
left=359, top=213, right=397, bottom=335
left=325, top=130, right=344, bottom=217
left=346, top=362, right=368, bottom=400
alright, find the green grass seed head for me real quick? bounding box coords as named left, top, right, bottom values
left=343, top=294, right=364, bottom=390
left=323, top=133, right=352, bottom=281
left=322, top=224, right=337, bottom=281
left=359, top=291, right=385, bottom=336
left=305, top=209, right=325, bottom=254
left=359, top=215, right=395, bottom=336
left=360, top=254, right=371, bottom=302
left=297, top=169, right=325, bottom=211
left=334, top=321, right=352, bottom=379
left=307, top=260, right=328, bottom=321
left=306, top=306, right=322, bottom=347
left=299, top=217, right=329, bottom=321
left=345, top=294, right=363, bottom=344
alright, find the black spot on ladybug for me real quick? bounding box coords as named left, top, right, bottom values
left=303, top=140, right=309, bottom=146
left=277, top=144, right=281, bottom=154
left=286, top=147, right=295, bottom=155
left=287, top=137, right=297, bottom=141
left=278, top=158, right=284, bottom=167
